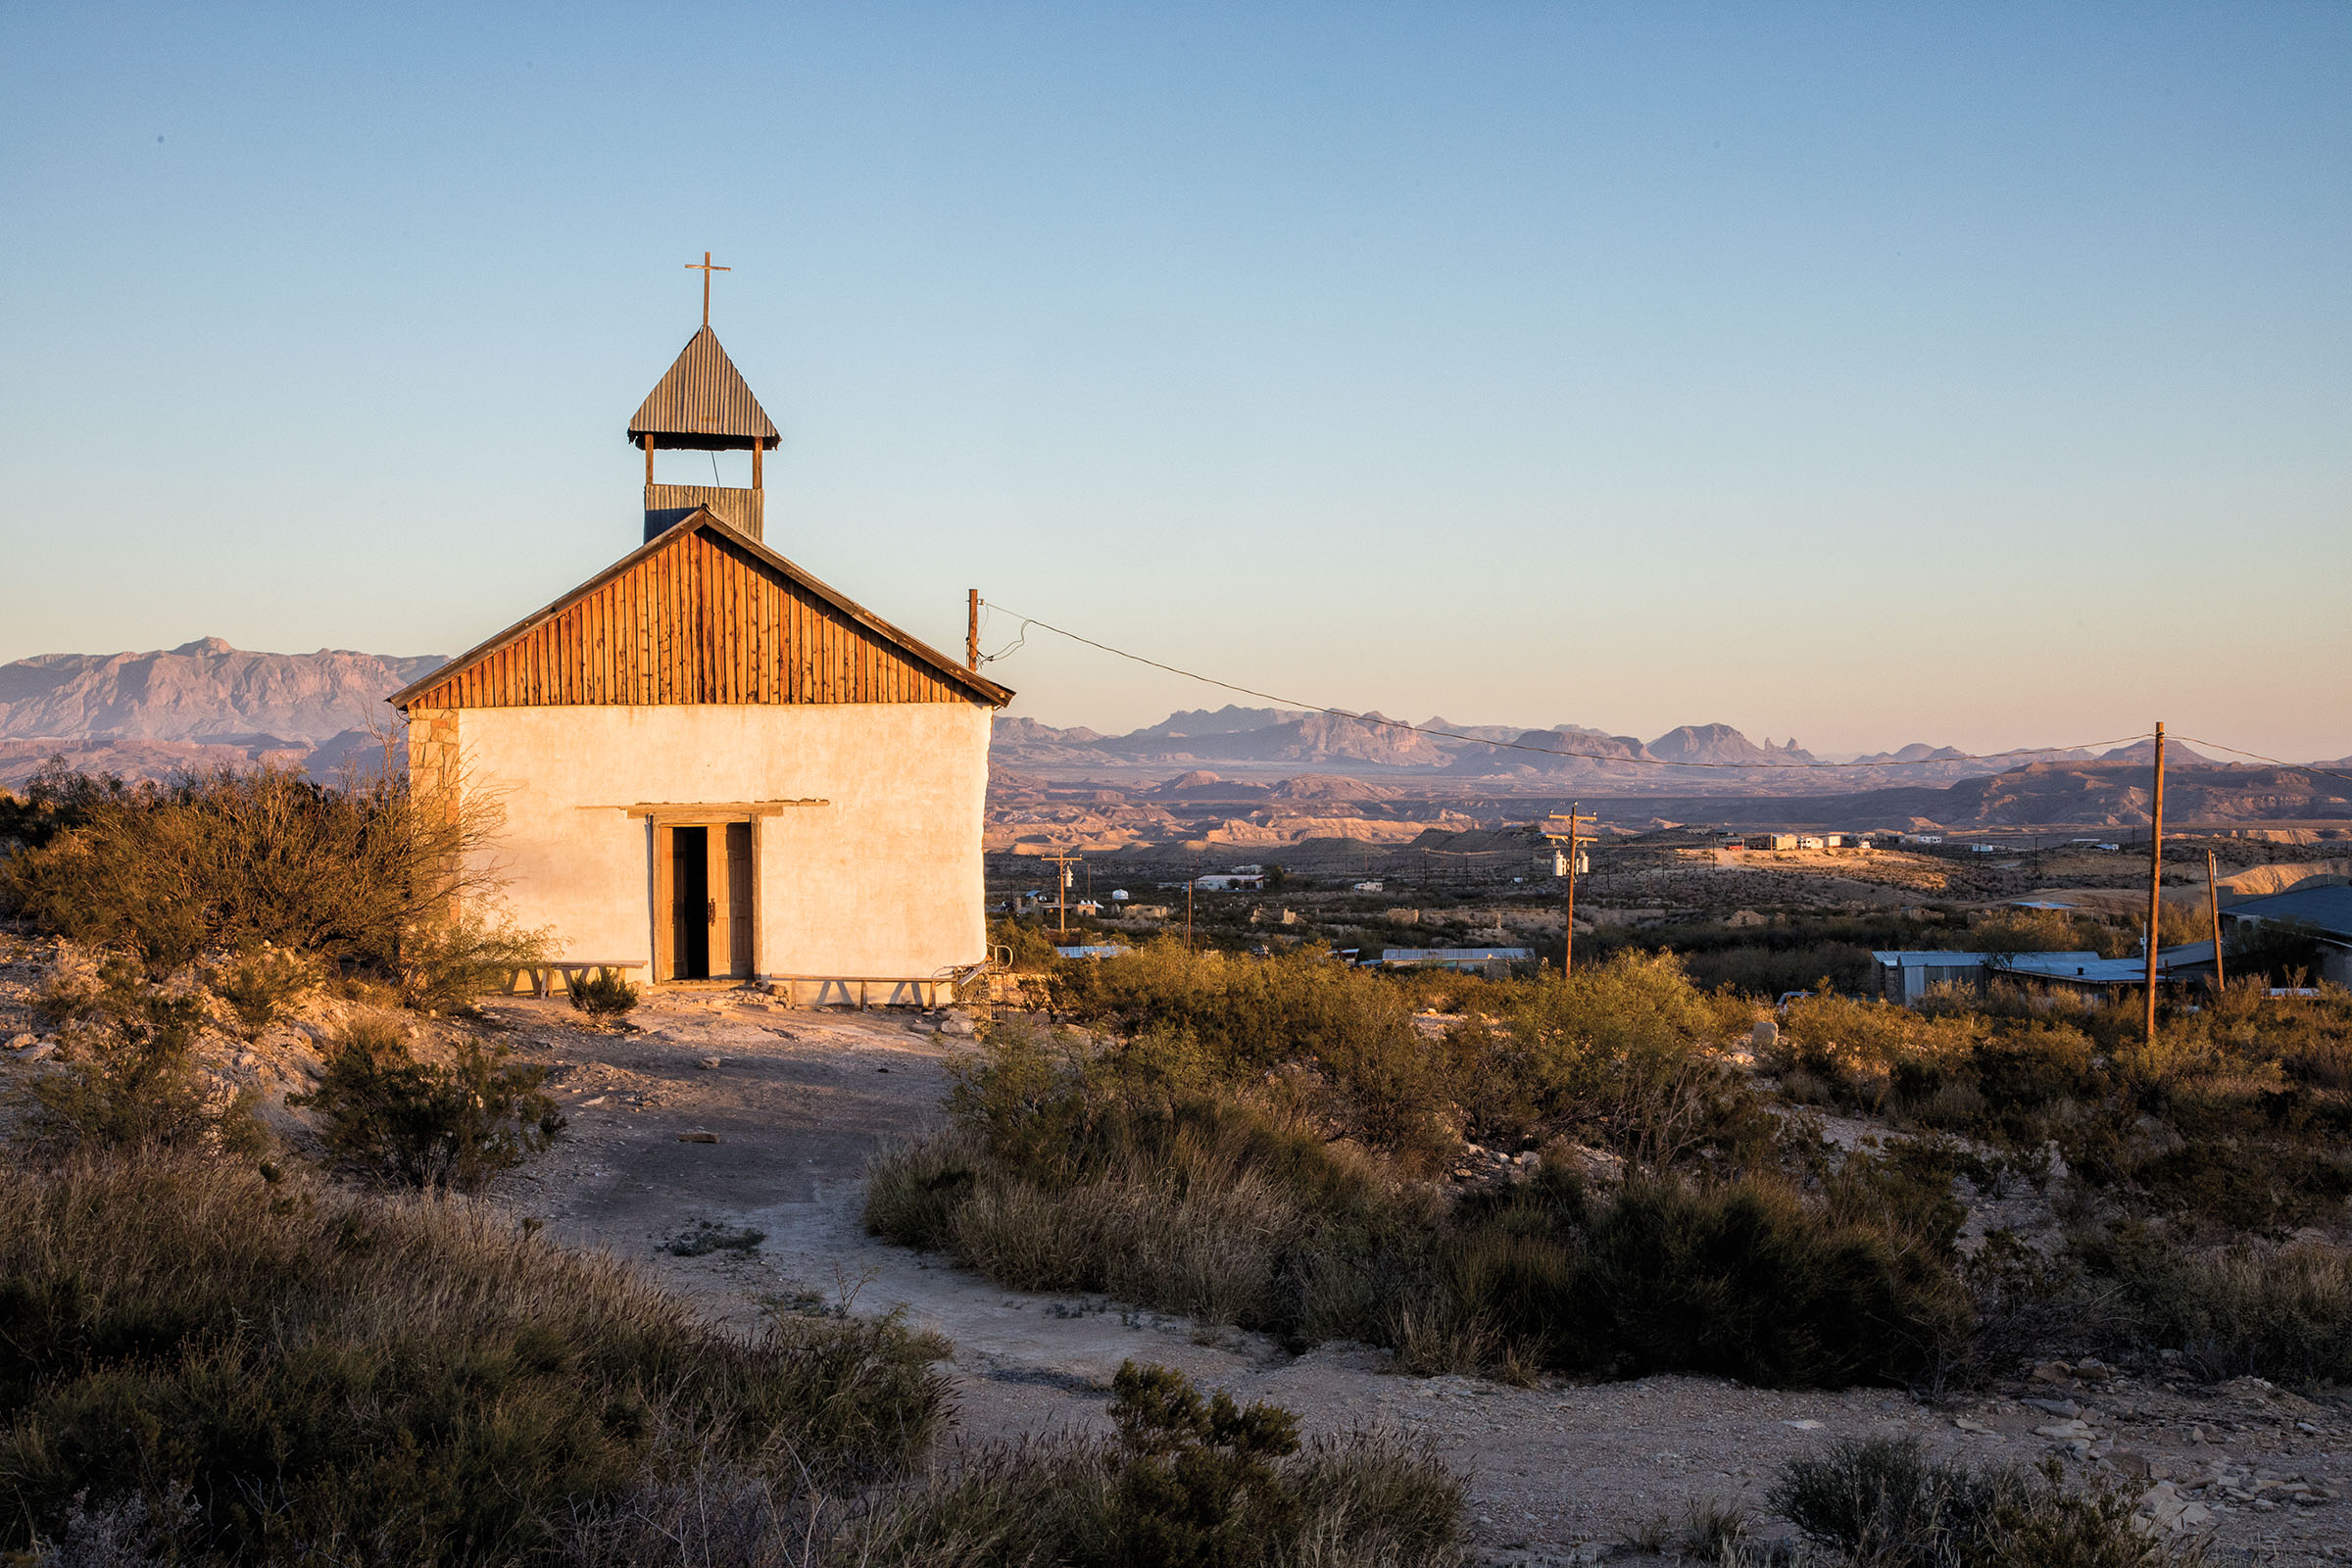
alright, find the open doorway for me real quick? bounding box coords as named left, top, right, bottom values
left=669, top=825, right=710, bottom=979
left=656, top=820, right=756, bottom=982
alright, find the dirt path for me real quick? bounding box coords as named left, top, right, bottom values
left=475, top=991, right=2352, bottom=1566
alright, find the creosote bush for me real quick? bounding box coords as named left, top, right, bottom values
left=295, top=1014, right=564, bottom=1190
left=0, top=760, right=546, bottom=1011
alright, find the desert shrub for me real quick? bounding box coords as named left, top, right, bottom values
left=207, top=940, right=315, bottom=1033
left=568, top=968, right=640, bottom=1019
left=1048, top=943, right=1457, bottom=1169
left=397, top=907, right=553, bottom=1013
left=1480, top=953, right=1765, bottom=1170
left=2078, top=1225, right=2352, bottom=1383
left=1447, top=1169, right=1973, bottom=1387
left=853, top=1362, right=1463, bottom=1568
left=1770, top=1438, right=2179, bottom=1568
left=1681, top=939, right=1878, bottom=998
left=0, top=762, right=542, bottom=1010
left=21, top=956, right=264, bottom=1159
left=879, top=1042, right=1967, bottom=1387
left=295, top=1014, right=564, bottom=1189
left=1967, top=907, right=2126, bottom=961
left=990, top=912, right=1063, bottom=970
left=883, top=1039, right=1437, bottom=1339
left=0, top=1155, right=951, bottom=1565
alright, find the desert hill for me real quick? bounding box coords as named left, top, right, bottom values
left=0, top=640, right=445, bottom=784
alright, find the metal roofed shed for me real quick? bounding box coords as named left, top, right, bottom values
left=2218, top=884, right=2352, bottom=985
left=1379, top=947, right=1531, bottom=974
left=1872, top=951, right=2023, bottom=1005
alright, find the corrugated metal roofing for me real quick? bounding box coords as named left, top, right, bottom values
left=628, top=325, right=780, bottom=450
left=2224, top=884, right=2352, bottom=940
left=1379, top=947, right=1532, bottom=966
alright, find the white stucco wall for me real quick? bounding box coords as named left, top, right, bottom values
left=451, top=704, right=992, bottom=979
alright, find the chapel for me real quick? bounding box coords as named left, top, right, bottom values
left=390, top=272, right=1011, bottom=1002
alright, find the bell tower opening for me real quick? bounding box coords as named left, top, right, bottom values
left=629, top=251, right=781, bottom=543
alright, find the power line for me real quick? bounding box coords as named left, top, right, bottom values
left=2173, top=737, right=2352, bottom=792
left=976, top=600, right=2155, bottom=774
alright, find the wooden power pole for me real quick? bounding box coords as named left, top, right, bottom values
left=2207, top=848, right=2226, bottom=993
left=2142, top=722, right=2166, bottom=1048
left=1043, top=853, right=1081, bottom=937
left=966, top=590, right=980, bottom=671
left=1545, top=805, right=1594, bottom=979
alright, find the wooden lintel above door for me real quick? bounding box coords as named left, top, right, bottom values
left=608, top=799, right=829, bottom=822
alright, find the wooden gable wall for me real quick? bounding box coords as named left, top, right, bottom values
left=405, top=526, right=984, bottom=710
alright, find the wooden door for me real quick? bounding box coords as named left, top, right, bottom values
left=653, top=823, right=674, bottom=981
left=725, top=821, right=755, bottom=979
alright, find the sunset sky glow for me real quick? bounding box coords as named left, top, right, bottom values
left=3, top=4, right=2347, bottom=759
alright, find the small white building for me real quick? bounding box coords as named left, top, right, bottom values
left=393, top=310, right=1012, bottom=1004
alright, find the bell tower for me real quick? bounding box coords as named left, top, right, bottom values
left=629, top=253, right=781, bottom=542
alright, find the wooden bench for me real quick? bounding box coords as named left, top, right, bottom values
left=766, top=968, right=989, bottom=1009
left=500, top=960, right=647, bottom=1000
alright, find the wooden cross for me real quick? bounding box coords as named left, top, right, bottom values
left=685, top=250, right=730, bottom=327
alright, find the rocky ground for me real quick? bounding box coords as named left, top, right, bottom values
left=4, top=944, right=2349, bottom=1564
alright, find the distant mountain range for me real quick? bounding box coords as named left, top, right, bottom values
left=0, top=644, right=2337, bottom=833
left=982, top=702, right=2232, bottom=793
left=0, top=639, right=443, bottom=784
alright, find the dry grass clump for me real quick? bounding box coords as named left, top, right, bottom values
left=2075, top=1225, right=2352, bottom=1384
left=0, top=1155, right=951, bottom=1565
left=1769, top=1436, right=2192, bottom=1567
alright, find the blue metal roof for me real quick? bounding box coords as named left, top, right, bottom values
left=2224, top=883, right=2352, bottom=940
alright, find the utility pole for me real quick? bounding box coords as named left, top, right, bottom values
left=1545, top=804, right=1594, bottom=979
left=2207, top=847, right=2226, bottom=993
left=1044, top=852, right=1081, bottom=938
left=2142, top=722, right=2166, bottom=1048
left=966, top=590, right=980, bottom=671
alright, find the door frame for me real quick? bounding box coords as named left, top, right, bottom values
left=642, top=808, right=762, bottom=983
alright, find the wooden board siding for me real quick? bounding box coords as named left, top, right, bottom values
left=402, top=524, right=984, bottom=711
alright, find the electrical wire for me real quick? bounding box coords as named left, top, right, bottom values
left=976, top=600, right=2156, bottom=773
left=2174, top=738, right=2352, bottom=792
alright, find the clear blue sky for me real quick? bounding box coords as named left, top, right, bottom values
left=4, top=3, right=2346, bottom=760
